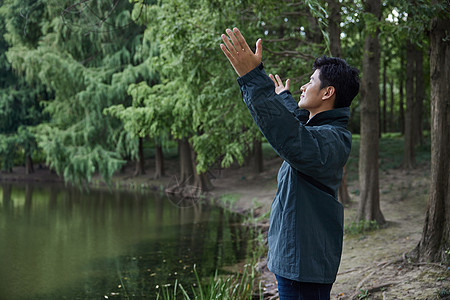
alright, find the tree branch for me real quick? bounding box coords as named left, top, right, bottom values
left=265, top=48, right=314, bottom=60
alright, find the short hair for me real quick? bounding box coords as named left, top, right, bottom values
left=313, top=56, right=360, bottom=108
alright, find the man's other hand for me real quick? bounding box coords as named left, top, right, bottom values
left=269, top=74, right=290, bottom=95
left=220, top=27, right=262, bottom=77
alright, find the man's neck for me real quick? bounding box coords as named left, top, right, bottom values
left=308, top=108, right=333, bottom=119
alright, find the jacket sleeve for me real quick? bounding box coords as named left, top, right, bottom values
left=237, top=65, right=346, bottom=178
left=277, top=91, right=308, bottom=120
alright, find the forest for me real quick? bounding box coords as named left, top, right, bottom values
left=0, top=0, right=449, bottom=298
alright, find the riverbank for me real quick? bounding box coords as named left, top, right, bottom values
left=1, top=151, right=448, bottom=299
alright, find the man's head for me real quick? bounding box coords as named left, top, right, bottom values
left=299, top=56, right=359, bottom=117
left=312, top=56, right=360, bottom=108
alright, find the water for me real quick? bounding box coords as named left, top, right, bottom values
left=0, top=183, right=254, bottom=299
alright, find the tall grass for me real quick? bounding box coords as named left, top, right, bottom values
left=156, top=263, right=263, bottom=300
left=154, top=222, right=266, bottom=300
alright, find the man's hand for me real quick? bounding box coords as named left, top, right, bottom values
left=269, top=74, right=290, bottom=95
left=220, top=27, right=262, bottom=77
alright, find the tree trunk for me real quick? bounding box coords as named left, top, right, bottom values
left=25, top=155, right=34, bottom=174
left=357, top=0, right=385, bottom=224
left=134, top=137, right=145, bottom=176
left=252, top=139, right=263, bottom=174
left=154, top=142, right=165, bottom=179
left=306, top=11, right=323, bottom=44
left=414, top=45, right=425, bottom=146
left=414, top=5, right=450, bottom=263
left=389, top=78, right=395, bottom=132
left=178, top=138, right=194, bottom=185
left=338, top=165, right=351, bottom=205
left=403, top=41, right=416, bottom=169
left=399, top=55, right=405, bottom=135
left=382, top=58, right=387, bottom=134
left=328, top=0, right=341, bottom=57
left=190, top=143, right=213, bottom=194
left=168, top=139, right=212, bottom=197
left=327, top=0, right=351, bottom=204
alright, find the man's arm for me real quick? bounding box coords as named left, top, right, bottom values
left=220, top=28, right=348, bottom=177
left=220, top=28, right=262, bottom=77
left=221, top=28, right=302, bottom=115
left=237, top=66, right=348, bottom=178
left=268, top=73, right=305, bottom=119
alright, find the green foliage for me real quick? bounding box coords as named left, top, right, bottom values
left=357, top=289, right=371, bottom=300
left=218, top=193, right=240, bottom=210
left=125, top=0, right=263, bottom=174
left=0, top=2, right=45, bottom=171
left=437, top=287, right=450, bottom=298
left=382, top=0, right=449, bottom=47
left=0, top=0, right=439, bottom=186
left=344, top=220, right=379, bottom=236
left=0, top=134, right=17, bottom=171
left=2, top=0, right=153, bottom=184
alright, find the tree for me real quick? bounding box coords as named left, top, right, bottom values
left=403, top=40, right=416, bottom=168
left=413, top=1, right=449, bottom=263
left=124, top=0, right=269, bottom=195
left=357, top=0, right=385, bottom=224
left=326, top=0, right=351, bottom=205
left=106, top=80, right=170, bottom=180
left=399, top=54, right=405, bottom=134
left=4, top=0, right=147, bottom=185
left=0, top=3, right=44, bottom=173
left=328, top=0, right=342, bottom=58
left=392, top=1, right=431, bottom=169
left=413, top=45, right=425, bottom=147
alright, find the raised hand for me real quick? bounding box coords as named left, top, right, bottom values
left=220, top=27, right=262, bottom=77
left=269, top=74, right=290, bottom=95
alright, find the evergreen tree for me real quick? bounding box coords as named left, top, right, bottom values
left=0, top=2, right=45, bottom=173
left=3, top=0, right=149, bottom=185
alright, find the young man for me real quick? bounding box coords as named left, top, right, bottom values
left=220, top=28, right=359, bottom=300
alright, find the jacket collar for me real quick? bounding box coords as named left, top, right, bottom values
left=297, top=107, right=350, bottom=128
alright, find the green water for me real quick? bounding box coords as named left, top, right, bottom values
left=0, top=183, right=254, bottom=299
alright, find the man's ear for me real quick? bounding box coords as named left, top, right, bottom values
left=322, top=86, right=335, bottom=101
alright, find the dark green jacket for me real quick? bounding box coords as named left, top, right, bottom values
left=237, top=65, right=351, bottom=284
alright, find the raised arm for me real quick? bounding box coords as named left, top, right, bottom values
left=269, top=73, right=304, bottom=118
left=220, top=28, right=262, bottom=77
left=237, top=66, right=350, bottom=180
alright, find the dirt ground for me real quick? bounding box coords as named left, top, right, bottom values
left=1, top=156, right=449, bottom=300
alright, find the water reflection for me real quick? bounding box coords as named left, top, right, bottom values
left=0, top=183, right=253, bottom=299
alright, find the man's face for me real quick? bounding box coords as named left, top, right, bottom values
left=298, top=69, right=325, bottom=112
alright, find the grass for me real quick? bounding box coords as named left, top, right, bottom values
left=436, top=287, right=450, bottom=299
left=154, top=212, right=267, bottom=300
left=344, top=220, right=380, bottom=236
left=156, top=264, right=263, bottom=300
left=346, top=132, right=431, bottom=182
left=218, top=193, right=240, bottom=210
left=109, top=214, right=267, bottom=300
left=113, top=231, right=266, bottom=300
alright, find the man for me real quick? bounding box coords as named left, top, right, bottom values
left=220, top=28, right=359, bottom=300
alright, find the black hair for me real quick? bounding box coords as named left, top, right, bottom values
left=313, top=56, right=360, bottom=108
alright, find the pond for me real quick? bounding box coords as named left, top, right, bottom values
left=0, top=183, right=255, bottom=299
